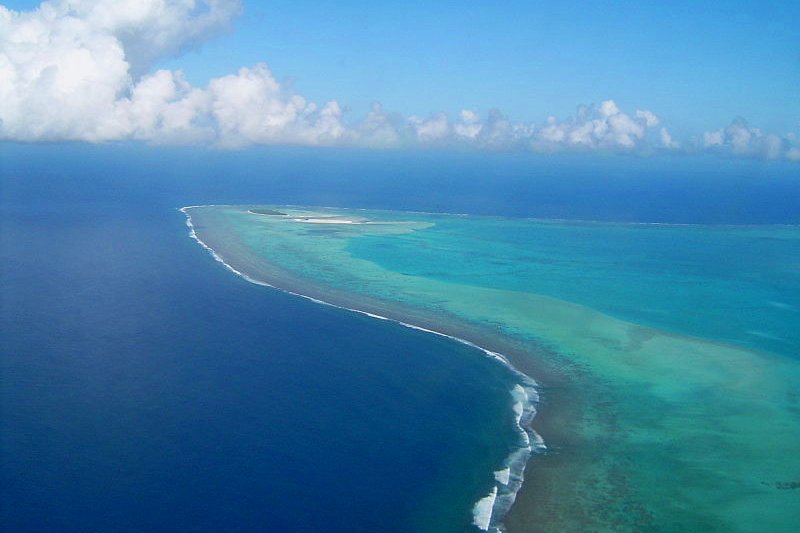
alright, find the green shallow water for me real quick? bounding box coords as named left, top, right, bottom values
left=186, top=205, right=800, bottom=532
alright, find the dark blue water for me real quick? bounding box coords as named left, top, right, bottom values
left=2, top=143, right=799, bottom=224
left=2, top=144, right=799, bottom=532
left=0, top=163, right=520, bottom=532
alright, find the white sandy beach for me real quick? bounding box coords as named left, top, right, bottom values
left=292, top=217, right=370, bottom=224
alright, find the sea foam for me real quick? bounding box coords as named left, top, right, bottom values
left=472, top=378, right=546, bottom=532
left=472, top=486, right=498, bottom=531
left=494, top=468, right=510, bottom=486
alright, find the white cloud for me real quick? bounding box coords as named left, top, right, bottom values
left=453, top=110, right=483, bottom=139
left=530, top=100, right=657, bottom=152
left=599, top=100, right=619, bottom=117
left=1, top=1, right=131, bottom=141
left=0, top=1, right=797, bottom=161
left=0, top=0, right=342, bottom=147
left=349, top=103, right=402, bottom=147
left=659, top=127, right=679, bottom=149
left=122, top=69, right=213, bottom=143
left=409, top=112, right=450, bottom=142
left=479, top=109, right=534, bottom=149
left=635, top=110, right=660, bottom=128
left=63, top=0, right=241, bottom=75
left=701, top=118, right=796, bottom=160
left=703, top=130, right=724, bottom=147
left=208, top=64, right=344, bottom=148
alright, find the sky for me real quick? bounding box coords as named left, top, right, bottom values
left=1, top=0, right=798, bottom=160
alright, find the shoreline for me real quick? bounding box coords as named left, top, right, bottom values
left=181, top=206, right=549, bottom=532
left=255, top=203, right=800, bottom=229
left=179, top=204, right=800, bottom=532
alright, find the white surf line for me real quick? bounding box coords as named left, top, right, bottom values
left=179, top=205, right=547, bottom=531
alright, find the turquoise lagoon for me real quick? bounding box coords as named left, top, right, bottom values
left=184, top=205, right=800, bottom=532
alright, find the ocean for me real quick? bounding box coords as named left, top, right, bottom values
left=2, top=144, right=799, bottom=532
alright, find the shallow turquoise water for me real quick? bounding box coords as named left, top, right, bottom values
left=347, top=215, right=800, bottom=359
left=189, top=204, right=800, bottom=532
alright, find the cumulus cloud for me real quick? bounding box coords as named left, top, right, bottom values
left=0, top=1, right=797, bottom=161
left=53, top=0, right=242, bottom=76
left=208, top=64, right=344, bottom=148
left=635, top=109, right=660, bottom=128
left=453, top=110, right=483, bottom=140
left=408, top=112, right=450, bottom=143
left=121, top=69, right=213, bottom=143
left=700, top=118, right=796, bottom=160
left=349, top=103, right=402, bottom=147
left=0, top=0, right=344, bottom=146
left=529, top=101, right=659, bottom=152
left=659, top=127, right=679, bottom=149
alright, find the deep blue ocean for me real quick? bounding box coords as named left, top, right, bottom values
left=2, top=144, right=799, bottom=532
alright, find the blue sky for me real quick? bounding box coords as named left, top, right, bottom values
left=159, top=0, right=800, bottom=136
left=1, top=0, right=798, bottom=158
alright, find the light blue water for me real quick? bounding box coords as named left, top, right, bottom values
left=348, top=215, right=800, bottom=359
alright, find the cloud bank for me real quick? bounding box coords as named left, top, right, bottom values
left=700, top=118, right=798, bottom=161
left=1, top=1, right=797, bottom=160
